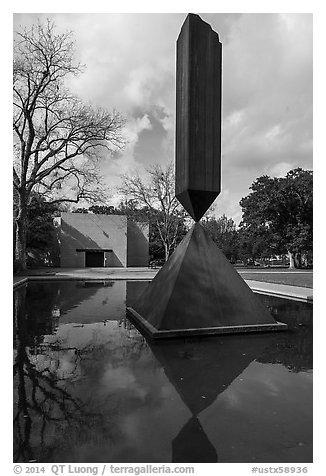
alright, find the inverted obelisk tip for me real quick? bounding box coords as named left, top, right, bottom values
left=176, top=189, right=219, bottom=221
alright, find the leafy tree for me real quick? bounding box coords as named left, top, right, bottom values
left=71, top=205, right=118, bottom=214
left=237, top=227, right=276, bottom=265
left=26, top=194, right=60, bottom=249
left=13, top=19, right=125, bottom=271
left=119, top=162, right=186, bottom=261
left=88, top=205, right=117, bottom=215
left=14, top=191, right=63, bottom=269
left=202, top=214, right=239, bottom=263
left=239, top=168, right=312, bottom=268
left=71, top=207, right=89, bottom=214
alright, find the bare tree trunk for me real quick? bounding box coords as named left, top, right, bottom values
left=15, top=202, right=28, bottom=273
left=164, top=242, right=169, bottom=262
left=287, top=250, right=295, bottom=269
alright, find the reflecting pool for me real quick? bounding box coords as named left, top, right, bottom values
left=13, top=280, right=312, bottom=463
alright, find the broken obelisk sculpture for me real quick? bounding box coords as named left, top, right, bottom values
left=127, top=13, right=287, bottom=338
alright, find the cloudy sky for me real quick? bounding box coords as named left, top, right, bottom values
left=13, top=12, right=313, bottom=224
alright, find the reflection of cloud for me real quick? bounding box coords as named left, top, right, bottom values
left=214, top=361, right=312, bottom=413
left=221, top=390, right=242, bottom=408
left=102, top=364, right=147, bottom=400
left=200, top=359, right=312, bottom=462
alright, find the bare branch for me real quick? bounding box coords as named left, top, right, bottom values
left=13, top=19, right=125, bottom=204
left=13, top=19, right=125, bottom=269
left=119, top=162, right=184, bottom=260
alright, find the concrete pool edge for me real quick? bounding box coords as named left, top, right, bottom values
left=245, top=279, right=313, bottom=303
left=13, top=273, right=313, bottom=303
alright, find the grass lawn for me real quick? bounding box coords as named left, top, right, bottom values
left=238, top=270, right=313, bottom=288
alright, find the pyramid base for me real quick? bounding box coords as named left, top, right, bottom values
left=127, top=306, right=287, bottom=339
left=127, top=223, right=288, bottom=339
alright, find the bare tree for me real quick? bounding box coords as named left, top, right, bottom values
left=120, top=162, right=186, bottom=262
left=13, top=19, right=125, bottom=271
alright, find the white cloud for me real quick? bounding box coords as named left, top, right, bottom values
left=99, top=114, right=153, bottom=191
left=13, top=13, right=312, bottom=222
left=269, top=162, right=294, bottom=178
left=124, top=114, right=153, bottom=143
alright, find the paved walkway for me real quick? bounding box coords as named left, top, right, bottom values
left=13, top=267, right=313, bottom=302
left=244, top=279, right=312, bottom=302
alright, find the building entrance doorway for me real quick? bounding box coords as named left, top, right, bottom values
left=85, top=251, right=104, bottom=267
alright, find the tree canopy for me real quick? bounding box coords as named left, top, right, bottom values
left=202, top=214, right=239, bottom=263
left=239, top=168, right=312, bottom=267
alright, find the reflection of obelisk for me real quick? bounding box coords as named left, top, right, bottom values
left=149, top=334, right=271, bottom=462
left=127, top=14, right=287, bottom=338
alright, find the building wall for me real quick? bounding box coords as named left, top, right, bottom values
left=127, top=221, right=149, bottom=267
left=59, top=213, right=127, bottom=267
left=58, top=213, right=149, bottom=268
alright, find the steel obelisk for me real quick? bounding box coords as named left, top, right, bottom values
left=175, top=14, right=222, bottom=221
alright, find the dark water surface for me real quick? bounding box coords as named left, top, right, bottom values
left=13, top=280, right=312, bottom=463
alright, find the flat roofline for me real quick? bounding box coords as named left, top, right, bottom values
left=76, top=249, right=113, bottom=252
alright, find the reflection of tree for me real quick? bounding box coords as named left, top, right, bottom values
left=257, top=296, right=312, bottom=373
left=14, top=280, right=312, bottom=462
left=257, top=330, right=312, bottom=373
left=14, top=284, right=60, bottom=349
left=13, top=286, right=102, bottom=463
left=13, top=282, right=153, bottom=462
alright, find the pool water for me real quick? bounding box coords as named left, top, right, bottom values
left=13, top=280, right=312, bottom=463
